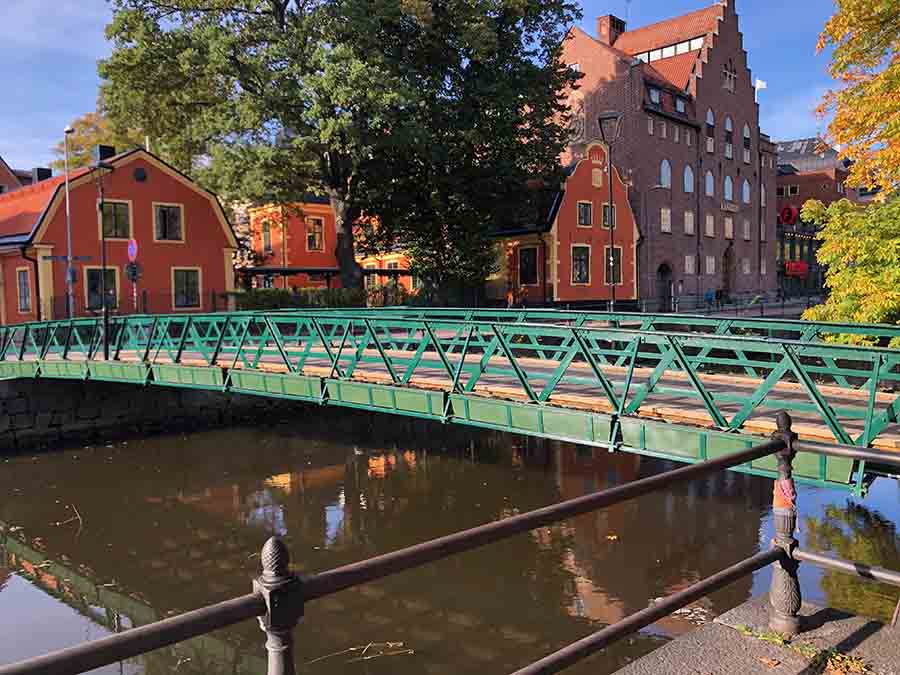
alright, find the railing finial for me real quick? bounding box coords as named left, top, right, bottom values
left=261, top=536, right=291, bottom=582
left=254, top=536, right=303, bottom=675
left=769, top=410, right=801, bottom=636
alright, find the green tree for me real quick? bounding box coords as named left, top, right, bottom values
left=99, top=0, right=578, bottom=290
left=805, top=501, right=900, bottom=622
left=801, top=198, right=900, bottom=343
left=50, top=109, right=145, bottom=171
left=817, top=0, right=900, bottom=196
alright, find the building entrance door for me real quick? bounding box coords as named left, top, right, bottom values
left=656, top=264, right=673, bottom=312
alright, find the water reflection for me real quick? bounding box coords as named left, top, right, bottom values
left=0, top=411, right=897, bottom=674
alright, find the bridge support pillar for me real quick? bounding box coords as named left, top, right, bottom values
left=254, top=537, right=304, bottom=675
left=768, top=411, right=802, bottom=636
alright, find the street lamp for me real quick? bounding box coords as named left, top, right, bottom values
left=63, top=126, right=75, bottom=318
left=598, top=111, right=623, bottom=312
left=94, top=160, right=116, bottom=360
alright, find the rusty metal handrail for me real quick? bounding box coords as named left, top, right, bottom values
left=2, top=412, right=899, bottom=675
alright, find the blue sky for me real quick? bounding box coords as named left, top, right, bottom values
left=1, top=0, right=837, bottom=171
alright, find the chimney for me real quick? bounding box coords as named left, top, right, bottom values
left=31, top=167, right=52, bottom=184
left=596, top=15, right=626, bottom=46
left=93, top=145, right=117, bottom=164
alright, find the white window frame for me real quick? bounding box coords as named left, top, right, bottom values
left=660, top=206, right=672, bottom=233
left=743, top=218, right=751, bottom=241
left=571, top=244, right=591, bottom=286
left=684, top=210, right=695, bottom=235
left=660, top=159, right=672, bottom=188
left=742, top=179, right=751, bottom=204
left=648, top=117, right=654, bottom=135
left=152, top=202, right=186, bottom=243
left=171, top=266, right=203, bottom=311
left=741, top=258, right=751, bottom=275
left=705, top=213, right=715, bottom=238
left=724, top=216, right=734, bottom=240
left=305, top=216, right=325, bottom=252
left=649, top=88, right=661, bottom=105
left=16, top=267, right=31, bottom=314
left=724, top=176, right=734, bottom=202
left=705, top=171, right=715, bottom=197
left=706, top=255, right=716, bottom=276
left=577, top=201, right=593, bottom=227
left=684, top=255, right=696, bottom=275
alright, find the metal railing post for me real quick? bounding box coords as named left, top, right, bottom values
left=768, top=411, right=801, bottom=636
left=254, top=537, right=304, bottom=675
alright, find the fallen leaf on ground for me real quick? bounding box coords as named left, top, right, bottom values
left=759, top=657, right=780, bottom=668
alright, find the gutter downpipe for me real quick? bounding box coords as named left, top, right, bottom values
left=21, top=246, right=41, bottom=322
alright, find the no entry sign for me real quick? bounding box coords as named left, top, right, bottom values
left=127, top=238, right=138, bottom=262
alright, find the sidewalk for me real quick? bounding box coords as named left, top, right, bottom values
left=615, top=596, right=899, bottom=675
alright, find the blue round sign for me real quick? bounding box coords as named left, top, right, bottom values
left=127, top=238, right=138, bottom=262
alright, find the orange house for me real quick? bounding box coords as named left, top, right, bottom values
left=247, top=201, right=414, bottom=291
left=0, top=148, right=238, bottom=323
left=489, top=142, right=639, bottom=305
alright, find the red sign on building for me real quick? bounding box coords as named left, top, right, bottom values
left=784, top=261, right=809, bottom=278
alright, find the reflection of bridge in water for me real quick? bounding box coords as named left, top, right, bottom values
left=0, top=418, right=774, bottom=674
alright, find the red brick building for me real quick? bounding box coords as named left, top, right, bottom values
left=0, top=148, right=238, bottom=323
left=247, top=201, right=415, bottom=292
left=775, top=137, right=860, bottom=297
left=495, top=0, right=778, bottom=309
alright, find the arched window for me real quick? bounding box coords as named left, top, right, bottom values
left=723, top=59, right=736, bottom=92
left=742, top=124, right=752, bottom=162
left=660, top=159, right=672, bottom=188
left=705, top=171, right=715, bottom=197
left=742, top=179, right=751, bottom=204
left=724, top=176, right=734, bottom=201
left=724, top=116, right=734, bottom=158
left=683, top=165, right=694, bottom=193
left=705, top=109, right=715, bottom=135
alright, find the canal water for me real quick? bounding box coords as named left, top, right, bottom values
left=1, top=408, right=898, bottom=675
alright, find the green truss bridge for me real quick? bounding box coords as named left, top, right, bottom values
left=2, top=307, right=899, bottom=494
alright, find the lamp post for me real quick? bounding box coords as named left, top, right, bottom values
left=94, top=160, right=115, bottom=360
left=63, top=126, right=75, bottom=318
left=598, top=111, right=623, bottom=312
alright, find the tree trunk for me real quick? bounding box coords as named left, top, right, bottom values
left=330, top=194, right=362, bottom=289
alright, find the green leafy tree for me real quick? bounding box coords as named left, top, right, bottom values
left=51, top=109, right=145, bottom=171
left=801, top=198, right=900, bottom=343
left=99, top=0, right=578, bottom=290
left=805, top=501, right=900, bottom=622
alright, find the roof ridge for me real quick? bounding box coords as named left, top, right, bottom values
left=618, top=3, right=721, bottom=39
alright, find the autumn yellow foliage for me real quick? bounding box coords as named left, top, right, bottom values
left=817, top=0, right=900, bottom=197
left=801, top=197, right=900, bottom=345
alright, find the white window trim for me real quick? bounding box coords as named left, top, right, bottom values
left=97, top=199, right=134, bottom=241
left=571, top=244, right=591, bottom=286
left=152, top=202, right=186, bottom=243
left=706, top=255, right=716, bottom=276
left=705, top=214, right=715, bottom=238
left=16, top=267, right=31, bottom=314
left=684, top=210, right=695, bottom=235
left=84, top=265, right=121, bottom=311
left=601, top=202, right=617, bottom=230
left=724, top=216, right=734, bottom=240
left=171, top=266, right=203, bottom=311
left=660, top=206, right=672, bottom=233
left=684, top=255, right=696, bottom=275
left=305, top=216, right=326, bottom=252
left=577, top=200, right=593, bottom=227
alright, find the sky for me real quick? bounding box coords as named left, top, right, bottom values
left=0, top=0, right=838, bottom=172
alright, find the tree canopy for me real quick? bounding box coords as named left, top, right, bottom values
left=51, top=109, right=145, bottom=171
left=100, top=0, right=579, bottom=290
left=818, top=0, right=900, bottom=195
left=801, top=197, right=900, bottom=343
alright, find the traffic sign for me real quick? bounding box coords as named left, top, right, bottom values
left=127, top=238, right=138, bottom=262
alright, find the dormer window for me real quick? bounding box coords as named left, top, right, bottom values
left=723, top=59, right=737, bottom=92
left=676, top=97, right=686, bottom=114
left=649, top=88, right=661, bottom=105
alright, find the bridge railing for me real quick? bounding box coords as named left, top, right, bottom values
left=1, top=413, right=899, bottom=675
left=1, top=312, right=899, bottom=459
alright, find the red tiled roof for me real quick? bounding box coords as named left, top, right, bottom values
left=642, top=50, right=701, bottom=90
left=613, top=5, right=721, bottom=55
left=0, top=168, right=90, bottom=240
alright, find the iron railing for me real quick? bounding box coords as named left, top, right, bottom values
left=1, top=413, right=899, bottom=675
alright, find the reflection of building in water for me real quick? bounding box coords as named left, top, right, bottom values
left=536, top=441, right=771, bottom=629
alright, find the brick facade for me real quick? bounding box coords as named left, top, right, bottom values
left=559, top=0, right=777, bottom=308
left=0, top=156, right=23, bottom=196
